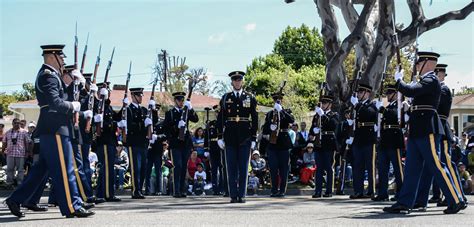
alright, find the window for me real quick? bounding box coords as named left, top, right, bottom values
left=462, top=114, right=474, bottom=128
left=453, top=116, right=459, bottom=137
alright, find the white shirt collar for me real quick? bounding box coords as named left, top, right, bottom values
left=131, top=102, right=139, bottom=108
left=233, top=89, right=242, bottom=97
left=421, top=71, right=434, bottom=78
left=44, top=64, right=60, bottom=74
left=174, top=106, right=182, bottom=111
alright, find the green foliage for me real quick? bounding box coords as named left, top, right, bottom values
left=0, top=82, right=35, bottom=116
left=456, top=86, right=474, bottom=95
left=0, top=93, right=18, bottom=116
left=273, top=24, right=325, bottom=70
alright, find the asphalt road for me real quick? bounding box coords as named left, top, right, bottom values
left=0, top=195, right=473, bottom=226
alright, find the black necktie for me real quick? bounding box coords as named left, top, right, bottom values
left=236, top=92, right=240, bottom=100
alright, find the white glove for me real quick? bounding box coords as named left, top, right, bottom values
left=184, top=100, right=192, bottom=110
left=100, top=88, right=109, bottom=99
left=374, top=125, right=378, bottom=132
left=204, top=152, right=210, bottom=158
left=263, top=135, right=270, bottom=140
left=217, top=139, right=225, bottom=149
left=402, top=101, right=410, bottom=112
left=408, top=81, right=416, bottom=86
left=375, top=100, right=383, bottom=110
left=251, top=141, right=256, bottom=150
left=71, top=69, right=85, bottom=86
left=72, top=101, right=81, bottom=112
left=118, top=120, right=127, bottom=128
left=394, top=70, right=404, bottom=81
left=90, top=84, right=98, bottom=93
left=83, top=110, right=93, bottom=119
left=274, top=103, right=282, bottom=112
left=347, top=119, right=354, bottom=126
left=345, top=137, right=354, bottom=145
left=94, top=114, right=103, bottom=123
left=316, top=106, right=325, bottom=116
left=148, top=99, right=156, bottom=109
left=270, top=124, right=278, bottom=131
left=350, top=96, right=358, bottom=106
left=144, top=118, right=153, bottom=127
left=404, top=114, right=410, bottom=122
left=178, top=120, right=186, bottom=128
left=312, top=127, right=320, bottom=134
left=123, top=97, right=129, bottom=105
left=152, top=134, right=158, bottom=141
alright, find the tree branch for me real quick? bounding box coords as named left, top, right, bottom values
left=406, top=0, right=425, bottom=22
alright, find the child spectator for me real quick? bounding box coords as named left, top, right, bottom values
left=458, top=162, right=472, bottom=194
left=186, top=151, right=202, bottom=188
left=300, top=143, right=316, bottom=187
left=248, top=171, right=260, bottom=195
left=194, top=163, right=207, bottom=195
left=250, top=150, right=267, bottom=185
left=115, top=143, right=129, bottom=190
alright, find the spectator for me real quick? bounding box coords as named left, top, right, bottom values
left=19, top=119, right=27, bottom=130
left=162, top=142, right=172, bottom=195
left=300, top=143, right=316, bottom=186
left=186, top=151, right=202, bottom=185
left=0, top=123, right=5, bottom=166
left=289, top=123, right=297, bottom=145
left=192, top=127, right=206, bottom=159
left=89, top=150, right=98, bottom=174
left=297, top=122, right=309, bottom=147
left=460, top=132, right=467, bottom=151
left=247, top=171, right=259, bottom=195
left=468, top=148, right=474, bottom=174
left=193, top=163, right=207, bottom=195
left=250, top=150, right=267, bottom=185
left=115, top=143, right=129, bottom=190
left=2, top=118, right=31, bottom=187
left=458, top=162, right=472, bottom=194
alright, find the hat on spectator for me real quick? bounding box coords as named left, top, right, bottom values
left=252, top=150, right=260, bottom=156
left=28, top=121, right=36, bottom=127
left=306, top=143, right=315, bottom=148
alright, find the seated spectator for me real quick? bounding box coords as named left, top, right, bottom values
left=193, top=163, right=207, bottom=195
left=115, top=143, right=129, bottom=190
left=300, top=143, right=316, bottom=187
left=186, top=151, right=202, bottom=186
left=467, top=148, right=474, bottom=174
left=458, top=162, right=472, bottom=194
left=247, top=171, right=260, bottom=195
left=250, top=150, right=267, bottom=185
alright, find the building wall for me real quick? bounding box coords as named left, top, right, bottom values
left=450, top=109, right=474, bottom=136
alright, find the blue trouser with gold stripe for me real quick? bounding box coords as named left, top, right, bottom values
left=314, top=150, right=336, bottom=195
left=81, top=143, right=93, bottom=198
left=352, top=144, right=376, bottom=195
left=225, top=140, right=251, bottom=199
left=145, top=150, right=163, bottom=194
left=415, top=138, right=465, bottom=206
left=210, top=145, right=224, bottom=194
left=8, top=134, right=82, bottom=216
left=377, top=147, right=404, bottom=198
left=398, top=134, right=462, bottom=208
left=170, top=147, right=191, bottom=196
left=96, top=144, right=116, bottom=199
left=129, top=146, right=147, bottom=196
left=267, top=148, right=290, bottom=195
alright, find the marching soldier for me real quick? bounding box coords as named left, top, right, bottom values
left=335, top=109, right=352, bottom=195
left=262, top=92, right=295, bottom=197
left=5, top=45, right=94, bottom=218
left=93, top=82, right=122, bottom=202
left=205, top=105, right=225, bottom=195
left=309, top=93, right=339, bottom=198
left=145, top=104, right=166, bottom=196
left=372, top=84, right=404, bottom=201
left=384, top=51, right=465, bottom=214
left=414, top=63, right=467, bottom=209
left=162, top=92, right=199, bottom=198
left=119, top=87, right=150, bottom=199
left=347, top=83, right=379, bottom=199
left=217, top=71, right=258, bottom=203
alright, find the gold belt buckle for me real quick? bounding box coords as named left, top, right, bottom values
left=235, top=116, right=240, bottom=122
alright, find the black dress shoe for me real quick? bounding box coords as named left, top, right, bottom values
left=371, top=196, right=389, bottom=201
left=443, top=202, right=465, bottom=214
left=94, top=198, right=106, bottom=204
left=230, top=198, right=238, bottom=203
left=323, top=193, right=332, bottom=198
left=277, top=193, right=286, bottom=198
left=437, top=199, right=448, bottom=207
left=132, top=195, right=145, bottom=199
left=238, top=197, right=246, bottom=203
left=223, top=193, right=230, bottom=197
left=383, top=203, right=410, bottom=214
left=82, top=202, right=95, bottom=210
left=66, top=207, right=95, bottom=218
left=172, top=194, right=181, bottom=198
left=86, top=196, right=97, bottom=204
left=270, top=193, right=279, bottom=197
left=48, top=202, right=59, bottom=207
left=143, top=192, right=150, bottom=196
left=363, top=193, right=374, bottom=199
left=106, top=197, right=122, bottom=202
left=335, top=191, right=345, bottom=195
left=390, top=197, right=397, bottom=202
left=5, top=199, right=25, bottom=218
left=428, top=197, right=441, bottom=204
left=412, top=203, right=427, bottom=212
left=23, top=204, right=48, bottom=212
left=312, top=194, right=322, bottom=198
left=349, top=194, right=364, bottom=199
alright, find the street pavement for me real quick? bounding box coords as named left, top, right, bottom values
left=0, top=195, right=473, bottom=226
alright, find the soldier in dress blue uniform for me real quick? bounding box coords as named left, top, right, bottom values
left=5, top=45, right=94, bottom=218
left=335, top=109, right=352, bottom=195
left=347, top=83, right=379, bottom=199
left=93, top=82, right=122, bottom=202
left=145, top=104, right=166, bottom=196
left=262, top=92, right=295, bottom=197
left=309, top=93, right=339, bottom=198
left=162, top=92, right=199, bottom=198
left=205, top=105, right=225, bottom=195
left=413, top=63, right=467, bottom=210
left=372, top=84, right=404, bottom=201
left=384, top=51, right=466, bottom=214
left=118, top=87, right=150, bottom=199
left=216, top=71, right=258, bottom=203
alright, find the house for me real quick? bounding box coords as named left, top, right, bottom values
left=450, top=94, right=474, bottom=136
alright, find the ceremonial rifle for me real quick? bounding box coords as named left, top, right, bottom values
left=269, top=69, right=289, bottom=144
left=121, top=61, right=132, bottom=143
left=377, top=57, right=388, bottom=139
left=314, top=82, right=327, bottom=147
left=96, top=47, right=115, bottom=137
left=147, top=75, right=159, bottom=140
left=80, top=33, right=89, bottom=74
left=85, top=45, right=101, bottom=133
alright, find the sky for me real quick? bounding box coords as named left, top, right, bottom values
left=1, top=0, right=473, bottom=94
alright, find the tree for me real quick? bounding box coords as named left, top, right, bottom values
left=13, top=83, right=36, bottom=101
left=286, top=0, right=473, bottom=101
left=273, top=24, right=326, bottom=70
left=455, top=86, right=474, bottom=96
